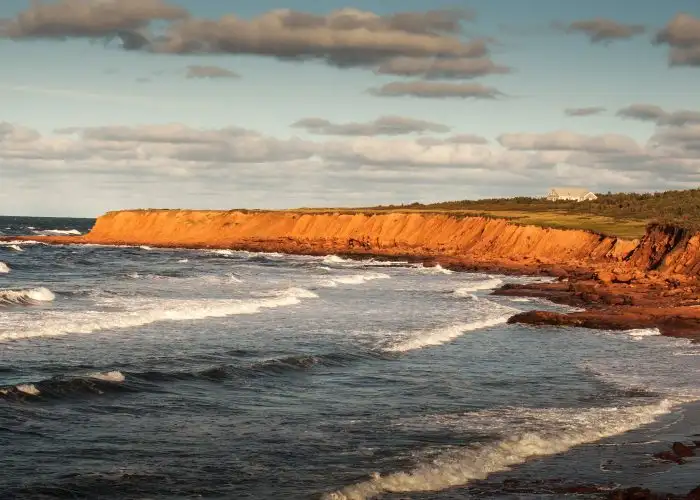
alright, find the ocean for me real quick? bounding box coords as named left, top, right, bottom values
left=1, top=216, right=699, bottom=499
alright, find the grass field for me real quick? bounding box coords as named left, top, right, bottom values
left=291, top=207, right=649, bottom=240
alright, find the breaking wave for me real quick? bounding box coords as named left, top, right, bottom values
left=323, top=255, right=410, bottom=267
left=453, top=278, right=503, bottom=295
left=323, top=398, right=680, bottom=500
left=0, top=262, right=9, bottom=273
left=624, top=328, right=661, bottom=338
left=126, top=271, right=243, bottom=284
left=384, top=317, right=509, bottom=353
left=319, top=272, right=391, bottom=287
left=0, top=240, right=42, bottom=248
left=0, top=287, right=55, bottom=306
left=0, top=371, right=127, bottom=401
left=0, top=287, right=316, bottom=342
left=416, top=264, right=453, bottom=275
left=32, top=229, right=81, bottom=236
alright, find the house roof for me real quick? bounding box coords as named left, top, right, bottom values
left=549, top=187, right=595, bottom=197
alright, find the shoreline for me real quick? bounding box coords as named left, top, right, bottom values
left=4, top=230, right=700, bottom=344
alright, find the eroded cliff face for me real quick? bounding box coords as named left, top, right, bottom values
left=627, top=224, right=700, bottom=276
left=18, top=209, right=638, bottom=272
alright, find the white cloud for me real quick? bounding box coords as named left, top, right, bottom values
left=2, top=121, right=699, bottom=215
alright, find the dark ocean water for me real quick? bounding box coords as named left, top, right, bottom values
left=1, top=216, right=699, bottom=499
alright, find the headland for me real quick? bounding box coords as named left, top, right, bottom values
left=3, top=206, right=700, bottom=342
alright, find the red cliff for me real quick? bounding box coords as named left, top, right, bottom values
left=5, top=209, right=700, bottom=340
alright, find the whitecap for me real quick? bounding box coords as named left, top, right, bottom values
left=33, top=229, right=81, bottom=236
left=384, top=317, right=509, bottom=353
left=453, top=278, right=503, bottom=295
left=0, top=287, right=316, bottom=342
left=88, top=371, right=126, bottom=383
left=416, top=264, right=453, bottom=275
left=0, top=287, right=55, bottom=306
left=15, top=384, right=40, bottom=396
left=624, top=328, right=661, bottom=338
left=0, top=262, right=9, bottom=274
left=323, top=399, right=681, bottom=500
left=319, top=272, right=390, bottom=287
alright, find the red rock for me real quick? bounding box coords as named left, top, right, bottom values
left=672, top=442, right=695, bottom=458
left=597, top=270, right=614, bottom=284
left=687, top=486, right=700, bottom=499
left=614, top=273, right=634, bottom=283
left=654, top=450, right=684, bottom=464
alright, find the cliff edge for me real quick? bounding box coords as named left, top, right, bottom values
left=4, top=209, right=700, bottom=340
left=7, top=209, right=638, bottom=274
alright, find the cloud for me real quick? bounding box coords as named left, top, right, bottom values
left=655, top=13, right=700, bottom=67
left=617, top=104, right=700, bottom=126
left=651, top=125, right=700, bottom=151
left=186, top=65, right=239, bottom=79
left=497, top=131, right=641, bottom=154
left=0, top=0, right=188, bottom=38
left=375, top=53, right=511, bottom=79
left=3, top=121, right=700, bottom=215
left=2, top=6, right=488, bottom=68
left=559, top=18, right=645, bottom=43
left=154, top=8, right=482, bottom=66
left=416, top=134, right=488, bottom=146
left=370, top=81, right=504, bottom=99
left=564, top=107, right=606, bottom=117
left=291, top=116, right=450, bottom=136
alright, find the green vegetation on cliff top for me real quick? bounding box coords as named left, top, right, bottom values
left=299, top=189, right=700, bottom=240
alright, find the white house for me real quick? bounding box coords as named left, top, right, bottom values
left=546, top=187, right=598, bottom=202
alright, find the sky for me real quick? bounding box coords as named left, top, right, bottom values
left=0, top=0, right=699, bottom=216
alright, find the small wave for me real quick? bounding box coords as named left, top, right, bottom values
left=0, top=287, right=55, bottom=306
left=0, top=240, right=42, bottom=248
left=139, top=245, right=153, bottom=251
left=624, top=328, right=661, bottom=338
left=32, top=229, right=81, bottom=236
left=453, top=278, right=503, bottom=295
left=177, top=259, right=189, bottom=263
left=322, top=255, right=410, bottom=268
left=319, top=272, right=390, bottom=287
left=323, top=399, right=679, bottom=500
left=88, top=370, right=126, bottom=383
left=209, top=249, right=284, bottom=260
left=127, top=271, right=243, bottom=285
left=0, top=287, right=316, bottom=341
left=255, top=287, right=319, bottom=299
left=416, top=264, right=453, bottom=275
left=0, top=262, right=9, bottom=274
left=0, top=371, right=126, bottom=401
left=211, top=249, right=234, bottom=256
left=385, top=317, right=509, bottom=353
left=452, top=289, right=478, bottom=299
left=132, top=351, right=394, bottom=383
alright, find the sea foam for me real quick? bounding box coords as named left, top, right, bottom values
left=323, top=398, right=680, bottom=500
left=384, top=317, right=509, bottom=353
left=319, top=272, right=391, bottom=287
left=453, top=278, right=503, bottom=295
left=0, top=287, right=55, bottom=306
left=0, top=287, right=316, bottom=341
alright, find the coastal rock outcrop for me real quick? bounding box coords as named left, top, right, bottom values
left=4, top=210, right=700, bottom=341
left=3, top=209, right=636, bottom=272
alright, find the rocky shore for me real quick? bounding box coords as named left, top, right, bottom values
left=497, top=269, right=700, bottom=342
left=3, top=209, right=700, bottom=340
